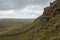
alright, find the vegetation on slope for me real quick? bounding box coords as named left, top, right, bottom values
left=0, top=19, right=33, bottom=34
left=0, top=14, right=60, bottom=40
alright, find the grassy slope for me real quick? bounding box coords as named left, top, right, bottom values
left=0, top=18, right=40, bottom=40
left=0, top=14, right=60, bottom=40
left=0, top=19, right=34, bottom=34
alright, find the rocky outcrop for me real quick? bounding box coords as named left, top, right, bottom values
left=40, top=0, right=60, bottom=25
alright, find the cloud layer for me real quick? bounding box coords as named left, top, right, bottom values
left=0, top=5, right=43, bottom=19
left=0, top=0, right=55, bottom=10
left=0, top=0, right=55, bottom=19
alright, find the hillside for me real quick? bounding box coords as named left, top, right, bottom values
left=0, top=19, right=34, bottom=34
left=0, top=0, right=60, bottom=40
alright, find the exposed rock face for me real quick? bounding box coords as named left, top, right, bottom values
left=40, top=0, right=60, bottom=25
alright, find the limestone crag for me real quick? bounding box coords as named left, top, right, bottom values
left=40, top=0, right=60, bottom=25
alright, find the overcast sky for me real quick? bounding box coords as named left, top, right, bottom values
left=0, top=0, right=55, bottom=19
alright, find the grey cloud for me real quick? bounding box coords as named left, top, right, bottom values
left=0, top=0, right=55, bottom=10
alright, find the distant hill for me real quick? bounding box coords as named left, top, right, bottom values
left=0, top=19, right=34, bottom=26
left=0, top=19, right=34, bottom=34
left=0, top=0, right=60, bottom=40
